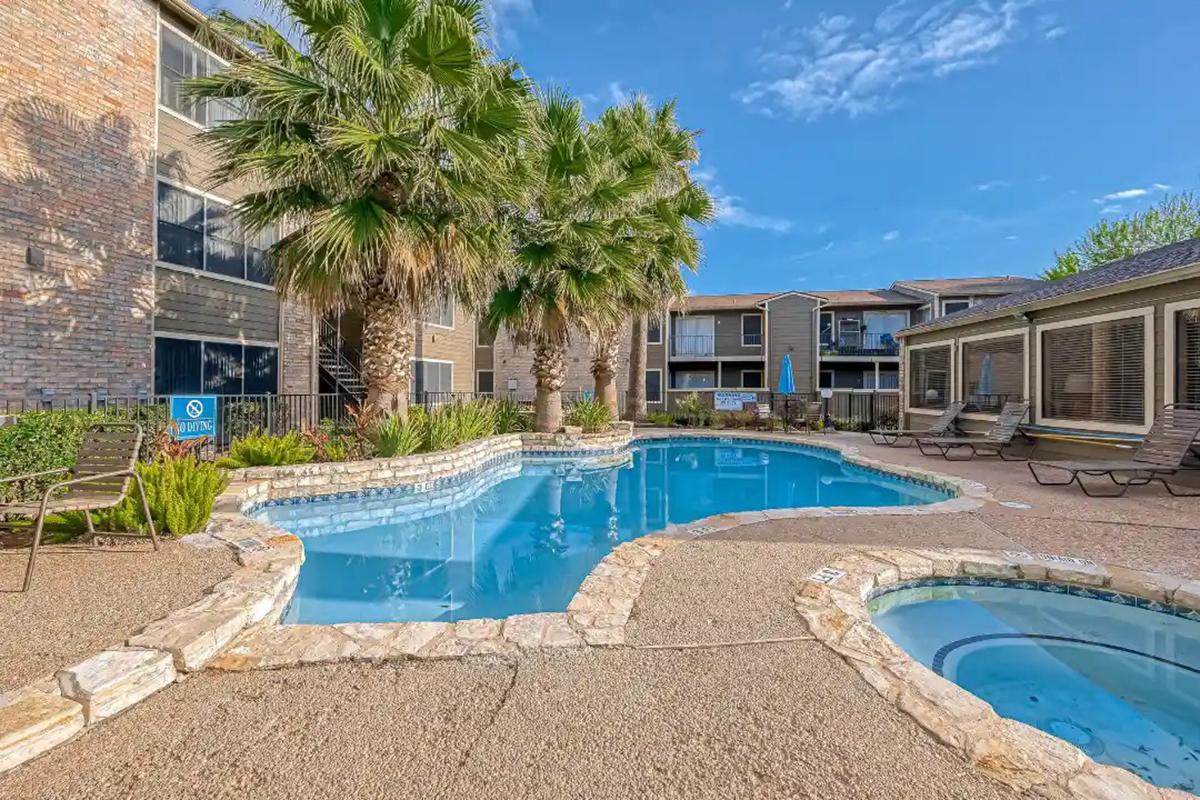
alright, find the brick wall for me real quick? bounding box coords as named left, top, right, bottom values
left=0, top=0, right=158, bottom=403
left=492, top=326, right=632, bottom=396
left=280, top=301, right=316, bottom=394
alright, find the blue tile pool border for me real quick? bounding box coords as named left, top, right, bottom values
left=868, top=576, right=1200, bottom=623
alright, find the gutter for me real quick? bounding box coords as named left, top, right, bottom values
left=898, top=261, right=1200, bottom=338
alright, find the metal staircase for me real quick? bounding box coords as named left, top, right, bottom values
left=318, top=318, right=365, bottom=399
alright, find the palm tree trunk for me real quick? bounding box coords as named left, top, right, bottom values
left=360, top=284, right=413, bottom=419
left=624, top=313, right=648, bottom=422
left=532, top=341, right=567, bottom=432
left=590, top=326, right=621, bottom=417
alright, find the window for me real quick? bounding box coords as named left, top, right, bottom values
left=647, top=315, right=663, bottom=345
left=674, top=370, right=714, bottom=389
left=741, top=314, right=763, bottom=346
left=645, top=369, right=663, bottom=403
left=159, top=25, right=239, bottom=127
left=154, top=337, right=278, bottom=396
left=421, top=296, right=454, bottom=328
left=941, top=299, right=971, bottom=316
left=476, top=319, right=495, bottom=347
left=157, top=180, right=276, bottom=284
left=819, top=311, right=834, bottom=346
left=476, top=371, right=495, bottom=394
left=1042, top=316, right=1146, bottom=426
left=962, top=334, right=1025, bottom=414
left=1177, top=309, right=1200, bottom=407
left=838, top=317, right=861, bottom=349
left=741, top=369, right=763, bottom=388
left=819, top=370, right=833, bottom=389
left=877, top=370, right=899, bottom=390
left=908, top=345, right=951, bottom=409
left=414, top=360, right=453, bottom=395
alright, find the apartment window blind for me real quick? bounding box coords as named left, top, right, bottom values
left=157, top=180, right=276, bottom=285
left=1178, top=309, right=1200, bottom=407
left=962, top=335, right=1024, bottom=413
left=159, top=26, right=239, bottom=126
left=908, top=346, right=951, bottom=409
left=1042, top=317, right=1145, bottom=425
left=414, top=361, right=453, bottom=395
left=154, top=337, right=277, bottom=396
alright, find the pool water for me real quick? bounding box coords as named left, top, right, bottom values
left=260, top=438, right=947, bottom=626
left=870, top=584, right=1200, bottom=793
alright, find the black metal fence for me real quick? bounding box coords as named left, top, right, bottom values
left=663, top=390, right=901, bottom=431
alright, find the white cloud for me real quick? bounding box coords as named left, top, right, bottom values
left=738, top=1, right=1045, bottom=121
left=485, top=0, right=533, bottom=46
left=1043, top=25, right=1068, bottom=40
left=695, top=165, right=793, bottom=234
left=793, top=241, right=837, bottom=260
left=975, top=179, right=1009, bottom=191
left=882, top=229, right=900, bottom=241
left=607, top=81, right=631, bottom=105
left=1005, top=234, right=1018, bottom=240
left=1096, top=183, right=1171, bottom=202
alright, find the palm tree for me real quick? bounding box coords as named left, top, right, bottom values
left=188, top=0, right=530, bottom=417
left=588, top=99, right=713, bottom=420
left=485, top=91, right=648, bottom=432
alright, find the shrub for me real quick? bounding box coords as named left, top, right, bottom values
left=646, top=411, right=676, bottom=428
left=304, top=423, right=351, bottom=463
left=715, top=410, right=754, bottom=429
left=494, top=399, right=531, bottom=433
left=62, top=456, right=228, bottom=537
left=445, top=401, right=499, bottom=442
left=0, top=410, right=109, bottom=502
left=217, top=430, right=316, bottom=468
left=674, top=393, right=713, bottom=428
left=369, top=414, right=424, bottom=458
left=565, top=398, right=613, bottom=433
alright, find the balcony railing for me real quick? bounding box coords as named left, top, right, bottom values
left=742, top=333, right=762, bottom=346
left=820, top=332, right=900, bottom=357
left=671, top=334, right=715, bottom=357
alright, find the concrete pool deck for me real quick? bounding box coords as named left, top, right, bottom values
left=2, top=432, right=1198, bottom=798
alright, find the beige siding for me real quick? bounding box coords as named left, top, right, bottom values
left=492, top=324, right=632, bottom=396
left=156, top=110, right=251, bottom=202
left=672, top=309, right=764, bottom=357
left=764, top=294, right=819, bottom=393
left=155, top=266, right=279, bottom=342
left=900, top=276, right=1200, bottom=436
left=415, top=306, right=475, bottom=392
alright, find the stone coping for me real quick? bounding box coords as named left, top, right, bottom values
left=795, top=548, right=1200, bottom=800
left=0, top=426, right=989, bottom=776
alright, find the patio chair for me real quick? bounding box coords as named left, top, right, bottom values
left=868, top=401, right=965, bottom=447
left=745, top=401, right=775, bottom=431
left=1027, top=405, right=1200, bottom=497
left=800, top=401, right=825, bottom=435
left=915, top=401, right=1033, bottom=461
left=0, top=423, right=158, bottom=591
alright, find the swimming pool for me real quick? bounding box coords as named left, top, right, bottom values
left=258, top=437, right=949, bottom=626
left=870, top=581, right=1200, bottom=793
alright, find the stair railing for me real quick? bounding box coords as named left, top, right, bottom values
left=318, top=318, right=365, bottom=399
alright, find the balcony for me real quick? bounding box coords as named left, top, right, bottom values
left=820, top=332, right=900, bottom=357
left=671, top=334, right=715, bottom=358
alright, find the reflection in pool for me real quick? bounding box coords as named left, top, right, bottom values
left=258, top=438, right=949, bottom=625
left=870, top=582, right=1200, bottom=793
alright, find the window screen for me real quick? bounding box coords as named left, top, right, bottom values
left=1177, top=309, right=1200, bottom=407
left=421, top=297, right=454, bottom=327
left=962, top=335, right=1024, bottom=413
left=243, top=346, right=279, bottom=395
left=476, top=371, right=495, bottom=394
left=157, top=182, right=205, bottom=269
left=645, top=370, right=662, bottom=403
left=245, top=224, right=277, bottom=284
left=154, top=337, right=201, bottom=395
left=1042, top=317, right=1145, bottom=425
left=646, top=315, right=663, bottom=344
left=160, top=27, right=207, bottom=125
left=414, top=361, right=453, bottom=395
left=742, top=314, right=762, bottom=345
left=909, top=345, right=951, bottom=409
left=205, top=202, right=245, bottom=279
left=203, top=342, right=244, bottom=395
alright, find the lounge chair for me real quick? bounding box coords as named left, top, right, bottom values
left=1028, top=405, right=1200, bottom=497
left=801, top=401, right=825, bottom=434
left=744, top=402, right=775, bottom=431
left=0, top=423, right=158, bottom=591
left=868, top=402, right=965, bottom=447
left=915, top=401, right=1033, bottom=461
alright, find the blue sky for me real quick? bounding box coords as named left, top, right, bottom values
left=200, top=0, right=1200, bottom=294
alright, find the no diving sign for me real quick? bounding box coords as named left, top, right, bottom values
left=170, top=395, right=217, bottom=440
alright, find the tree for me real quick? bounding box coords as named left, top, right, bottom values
left=1044, top=193, right=1200, bottom=280
left=485, top=91, right=647, bottom=432
left=189, top=0, right=530, bottom=417
left=588, top=99, right=712, bottom=421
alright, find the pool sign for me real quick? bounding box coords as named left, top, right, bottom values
left=714, top=391, right=758, bottom=411
left=169, top=395, right=217, bottom=441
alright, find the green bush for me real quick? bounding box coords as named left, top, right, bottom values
left=0, top=410, right=113, bottom=502
left=217, top=430, right=316, bottom=468
left=493, top=399, right=531, bottom=433
left=61, top=456, right=228, bottom=537
left=370, top=414, right=424, bottom=458
left=674, top=393, right=713, bottom=428
left=565, top=398, right=613, bottom=433
left=646, top=411, right=676, bottom=428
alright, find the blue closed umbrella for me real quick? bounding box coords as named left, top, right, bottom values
left=778, top=354, right=796, bottom=394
